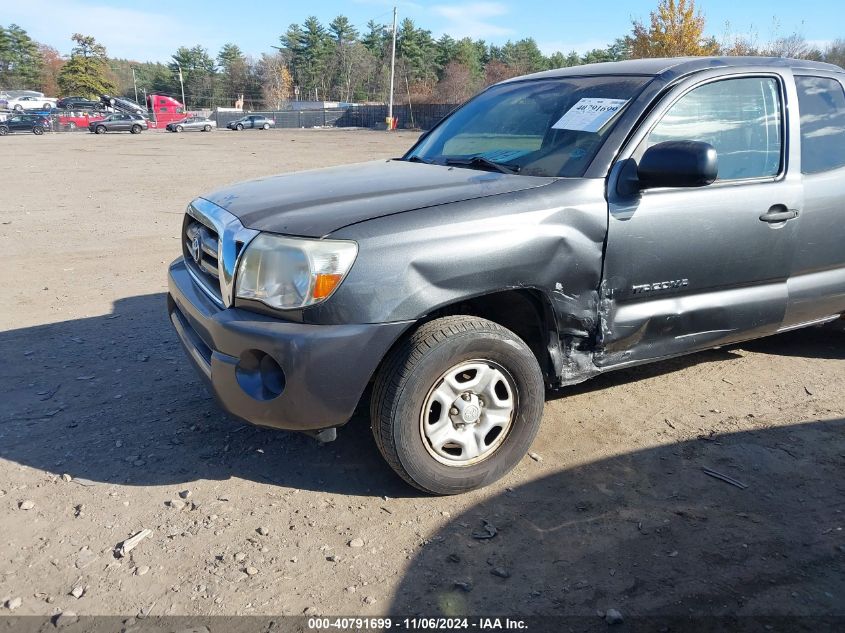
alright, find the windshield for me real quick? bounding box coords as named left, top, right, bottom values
left=407, top=76, right=649, bottom=177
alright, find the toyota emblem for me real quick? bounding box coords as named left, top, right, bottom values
left=191, top=235, right=202, bottom=264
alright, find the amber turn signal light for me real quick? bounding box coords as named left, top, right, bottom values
left=313, top=273, right=343, bottom=300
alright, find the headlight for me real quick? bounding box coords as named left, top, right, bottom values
left=235, top=234, right=357, bottom=310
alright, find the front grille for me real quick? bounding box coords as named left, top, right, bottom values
left=183, top=213, right=224, bottom=305
left=180, top=199, right=259, bottom=308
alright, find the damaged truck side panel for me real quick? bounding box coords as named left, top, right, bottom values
left=322, top=177, right=609, bottom=384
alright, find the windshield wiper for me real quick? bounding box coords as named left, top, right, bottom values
left=443, top=156, right=519, bottom=175
left=405, top=155, right=433, bottom=164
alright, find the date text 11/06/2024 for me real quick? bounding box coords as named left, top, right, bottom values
left=307, top=617, right=529, bottom=630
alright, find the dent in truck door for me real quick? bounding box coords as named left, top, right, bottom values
left=782, top=73, right=845, bottom=328
left=600, top=73, right=802, bottom=366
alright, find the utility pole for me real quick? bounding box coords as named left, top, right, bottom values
left=131, top=67, right=139, bottom=104
left=388, top=5, right=397, bottom=129
left=175, top=61, right=186, bottom=109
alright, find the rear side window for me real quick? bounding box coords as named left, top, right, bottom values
left=795, top=76, right=845, bottom=174
left=646, top=77, right=783, bottom=181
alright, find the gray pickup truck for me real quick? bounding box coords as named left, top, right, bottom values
left=168, top=57, right=845, bottom=494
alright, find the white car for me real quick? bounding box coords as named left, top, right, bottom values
left=4, top=95, right=58, bottom=111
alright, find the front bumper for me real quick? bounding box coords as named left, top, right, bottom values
left=167, top=258, right=411, bottom=431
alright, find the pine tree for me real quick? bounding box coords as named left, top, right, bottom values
left=57, top=34, right=116, bottom=98
left=0, top=24, right=43, bottom=89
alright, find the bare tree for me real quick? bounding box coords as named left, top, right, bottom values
left=824, top=39, right=845, bottom=67
left=483, top=59, right=520, bottom=86
left=259, top=53, right=292, bottom=110
left=434, top=61, right=474, bottom=104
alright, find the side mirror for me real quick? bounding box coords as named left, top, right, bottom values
left=637, top=140, right=718, bottom=190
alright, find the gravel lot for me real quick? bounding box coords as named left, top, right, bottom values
left=0, top=129, right=843, bottom=625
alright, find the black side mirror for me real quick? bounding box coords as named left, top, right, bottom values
left=637, top=140, right=718, bottom=190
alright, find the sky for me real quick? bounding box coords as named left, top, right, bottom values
left=13, top=0, right=843, bottom=62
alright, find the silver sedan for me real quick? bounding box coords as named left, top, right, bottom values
left=166, top=116, right=216, bottom=132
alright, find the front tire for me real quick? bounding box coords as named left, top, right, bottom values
left=236, top=123, right=244, bottom=131
left=175, top=125, right=183, bottom=133
left=95, top=125, right=106, bottom=134
left=370, top=316, right=544, bottom=495
left=262, top=122, right=270, bottom=130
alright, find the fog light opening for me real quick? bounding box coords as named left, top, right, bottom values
left=235, top=349, right=286, bottom=401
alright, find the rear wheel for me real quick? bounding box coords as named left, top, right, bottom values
left=130, top=124, right=142, bottom=134
left=370, top=315, right=544, bottom=495
left=95, top=125, right=106, bottom=134
left=43, top=103, right=52, bottom=110
left=13, top=104, right=22, bottom=112
left=32, top=126, right=44, bottom=135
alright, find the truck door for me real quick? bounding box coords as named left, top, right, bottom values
left=781, top=73, right=845, bottom=327
left=601, top=72, right=801, bottom=366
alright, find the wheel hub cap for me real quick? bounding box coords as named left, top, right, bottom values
left=420, top=360, right=517, bottom=466
left=454, top=393, right=482, bottom=425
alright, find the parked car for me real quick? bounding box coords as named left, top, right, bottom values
left=226, top=115, right=274, bottom=130
left=0, top=113, right=51, bottom=135
left=167, top=57, right=845, bottom=494
left=88, top=113, right=148, bottom=134
left=59, top=111, right=107, bottom=131
left=5, top=95, right=57, bottom=111
left=57, top=96, right=101, bottom=110
left=166, top=116, right=216, bottom=132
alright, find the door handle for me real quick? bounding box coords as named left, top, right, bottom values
left=759, top=205, right=798, bottom=223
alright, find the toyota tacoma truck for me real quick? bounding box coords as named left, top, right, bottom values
left=167, top=57, right=845, bottom=494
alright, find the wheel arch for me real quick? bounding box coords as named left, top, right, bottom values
left=365, top=287, right=586, bottom=393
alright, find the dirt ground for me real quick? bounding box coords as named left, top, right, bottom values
left=0, top=129, right=843, bottom=628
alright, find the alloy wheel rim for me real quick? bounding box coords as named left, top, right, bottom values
left=419, top=359, right=517, bottom=466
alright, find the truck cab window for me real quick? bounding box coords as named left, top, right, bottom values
left=795, top=76, right=845, bottom=174
left=646, top=77, right=783, bottom=181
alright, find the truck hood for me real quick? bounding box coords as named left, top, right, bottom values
left=200, top=159, right=556, bottom=237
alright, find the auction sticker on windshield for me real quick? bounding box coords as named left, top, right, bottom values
left=552, top=97, right=629, bottom=132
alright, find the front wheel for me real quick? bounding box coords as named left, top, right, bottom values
left=175, top=125, right=183, bottom=133
left=0, top=126, right=8, bottom=136
left=66, top=122, right=77, bottom=131
left=370, top=315, right=544, bottom=495
left=262, top=122, right=270, bottom=130
left=236, top=123, right=244, bottom=131
left=95, top=125, right=106, bottom=134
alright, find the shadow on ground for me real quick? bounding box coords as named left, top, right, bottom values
left=1, top=293, right=842, bottom=501
left=0, top=293, right=407, bottom=497
left=389, top=420, right=845, bottom=628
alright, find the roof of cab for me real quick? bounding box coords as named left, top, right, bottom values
left=503, top=56, right=844, bottom=83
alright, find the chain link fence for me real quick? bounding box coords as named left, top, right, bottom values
left=212, top=104, right=455, bottom=131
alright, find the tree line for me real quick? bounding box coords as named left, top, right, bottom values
left=2, top=0, right=845, bottom=110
